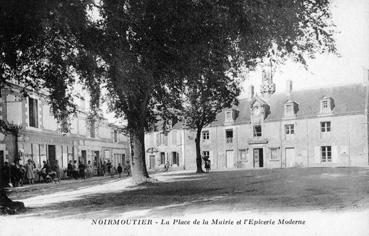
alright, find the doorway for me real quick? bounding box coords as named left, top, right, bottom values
left=226, top=150, right=234, bottom=168
left=149, top=155, right=155, bottom=169
left=285, top=148, right=295, bottom=168
left=48, top=145, right=56, bottom=167
left=94, top=151, right=100, bottom=164
left=253, top=148, right=264, bottom=168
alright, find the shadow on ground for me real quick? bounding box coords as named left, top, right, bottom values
left=12, top=168, right=369, bottom=219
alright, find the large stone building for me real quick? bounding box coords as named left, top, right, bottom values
left=145, top=76, right=369, bottom=171
left=0, top=84, right=129, bottom=175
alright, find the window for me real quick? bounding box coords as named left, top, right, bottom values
left=225, top=129, right=233, bottom=143
left=202, top=130, right=209, bottom=140
left=239, top=149, right=247, bottom=161
left=225, top=110, right=232, bottom=120
left=160, top=152, right=166, bottom=164
left=90, top=121, right=96, bottom=138
left=320, top=97, right=334, bottom=113
left=202, top=151, right=210, bottom=160
left=163, top=133, right=168, bottom=145
left=321, top=121, right=331, bottom=133
left=172, top=131, right=177, bottom=145
left=253, top=125, right=262, bottom=137
left=172, top=152, right=179, bottom=165
left=28, top=97, right=38, bottom=128
left=114, top=130, right=118, bottom=143
left=285, top=104, right=293, bottom=115
left=270, top=148, right=279, bottom=160
left=321, top=146, right=332, bottom=162
left=285, top=124, right=295, bottom=135
left=156, top=133, right=161, bottom=146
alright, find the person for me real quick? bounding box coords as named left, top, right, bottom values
left=72, top=160, right=78, bottom=179
left=78, top=160, right=86, bottom=179
left=205, top=159, right=211, bottom=173
left=52, top=160, right=60, bottom=182
left=164, top=160, right=170, bottom=172
left=40, top=160, right=51, bottom=182
left=125, top=160, right=131, bottom=177
left=67, top=160, right=73, bottom=178
left=25, top=159, right=35, bottom=184
left=87, top=160, right=93, bottom=178
left=106, top=160, right=112, bottom=176
left=117, top=163, right=123, bottom=178
left=111, top=166, right=115, bottom=178
left=2, top=162, right=11, bottom=187
left=101, top=161, right=106, bottom=176
left=12, top=159, right=25, bottom=186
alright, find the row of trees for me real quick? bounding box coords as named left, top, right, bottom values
left=1, top=0, right=336, bottom=208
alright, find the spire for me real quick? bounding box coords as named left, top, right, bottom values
left=260, top=61, right=276, bottom=97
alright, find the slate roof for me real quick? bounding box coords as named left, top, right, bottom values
left=211, top=83, right=367, bottom=126
left=153, top=83, right=367, bottom=130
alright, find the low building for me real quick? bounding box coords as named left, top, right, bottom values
left=145, top=75, right=369, bottom=171
left=0, top=84, right=129, bottom=176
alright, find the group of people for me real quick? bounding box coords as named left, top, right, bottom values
left=1, top=158, right=61, bottom=187
left=66, top=159, right=131, bottom=179
left=67, top=160, right=89, bottom=179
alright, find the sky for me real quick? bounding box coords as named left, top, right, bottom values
left=240, top=0, right=369, bottom=97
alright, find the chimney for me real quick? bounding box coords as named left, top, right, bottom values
left=248, top=85, right=254, bottom=99
left=286, top=80, right=293, bottom=96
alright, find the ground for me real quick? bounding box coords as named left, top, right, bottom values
left=1, top=167, right=369, bottom=236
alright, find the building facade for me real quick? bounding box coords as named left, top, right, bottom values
left=0, top=85, right=129, bottom=176
left=145, top=79, right=369, bottom=171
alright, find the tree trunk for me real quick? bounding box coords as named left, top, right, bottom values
left=195, top=128, right=204, bottom=173
left=129, top=125, right=150, bottom=183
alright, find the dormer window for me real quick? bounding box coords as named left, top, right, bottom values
left=284, top=100, right=298, bottom=118
left=224, top=109, right=238, bottom=124
left=250, top=96, right=270, bottom=124
left=225, top=110, right=232, bottom=121
left=285, top=104, right=293, bottom=115
left=320, top=97, right=334, bottom=114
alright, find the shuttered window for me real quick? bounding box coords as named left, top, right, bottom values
left=29, top=97, right=38, bottom=128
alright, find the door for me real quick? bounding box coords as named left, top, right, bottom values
left=48, top=145, right=56, bottom=167
left=253, top=148, right=264, bottom=168
left=226, top=150, right=234, bottom=168
left=149, top=155, right=155, bottom=169
left=285, top=148, right=295, bottom=167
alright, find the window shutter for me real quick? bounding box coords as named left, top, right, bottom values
left=314, top=146, right=321, bottom=163
left=332, top=146, right=338, bottom=163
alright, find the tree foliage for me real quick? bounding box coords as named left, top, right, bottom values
left=0, top=0, right=336, bottom=181
left=0, top=0, right=95, bottom=132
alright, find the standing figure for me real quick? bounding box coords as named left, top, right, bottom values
left=117, top=163, right=123, bottom=178
left=205, top=159, right=211, bottom=173
left=78, top=160, right=86, bottom=179
left=72, top=160, right=78, bottom=179
left=52, top=160, right=60, bottom=182
left=125, top=160, right=131, bottom=177
left=106, top=160, right=112, bottom=176
left=25, top=159, right=35, bottom=184
left=87, top=160, right=93, bottom=178
left=67, top=160, right=73, bottom=178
